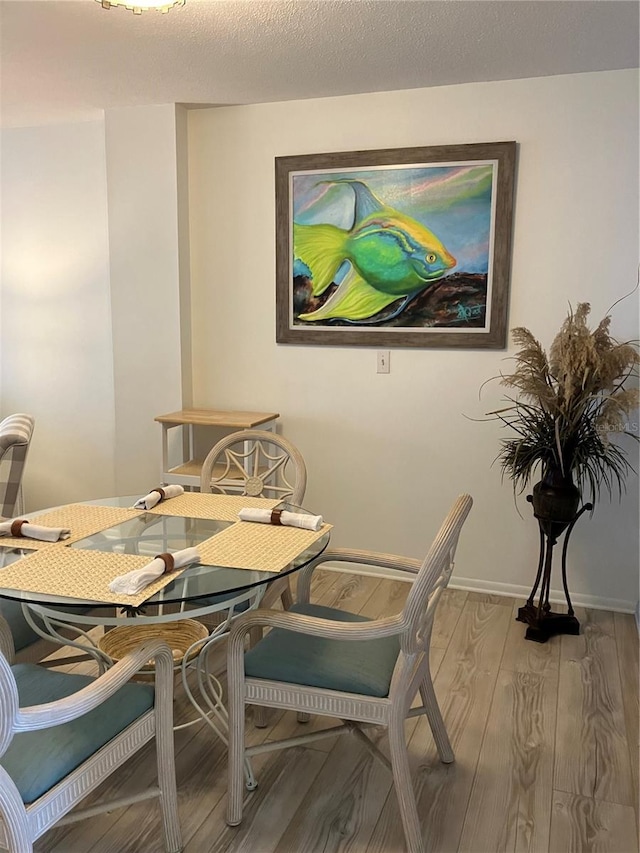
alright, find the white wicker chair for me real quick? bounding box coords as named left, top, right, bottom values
left=200, top=429, right=308, bottom=615
left=225, top=494, right=473, bottom=853
left=199, top=429, right=306, bottom=505
left=0, top=414, right=34, bottom=520
left=0, top=617, right=182, bottom=853
left=0, top=414, right=58, bottom=666
left=0, top=415, right=96, bottom=668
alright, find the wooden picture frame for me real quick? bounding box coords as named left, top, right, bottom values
left=276, top=141, right=517, bottom=348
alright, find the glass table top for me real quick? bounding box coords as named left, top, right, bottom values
left=0, top=496, right=330, bottom=613
left=69, top=513, right=233, bottom=555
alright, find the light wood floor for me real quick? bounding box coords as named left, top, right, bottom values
left=31, top=570, right=639, bottom=853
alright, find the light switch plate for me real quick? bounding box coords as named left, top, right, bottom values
left=377, top=350, right=390, bottom=373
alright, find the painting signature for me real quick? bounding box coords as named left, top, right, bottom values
left=456, top=303, right=484, bottom=322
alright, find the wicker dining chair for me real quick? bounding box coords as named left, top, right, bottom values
left=199, top=429, right=307, bottom=505
left=200, top=429, right=308, bottom=612
left=0, top=413, right=35, bottom=521
left=0, top=413, right=54, bottom=665
left=225, top=494, right=473, bottom=853
left=0, top=617, right=182, bottom=853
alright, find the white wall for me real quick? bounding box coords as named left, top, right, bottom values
left=0, top=105, right=191, bottom=510
left=188, top=70, right=640, bottom=610
left=0, top=121, right=116, bottom=509
left=105, top=104, right=190, bottom=494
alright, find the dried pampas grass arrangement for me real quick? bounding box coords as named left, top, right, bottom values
left=487, top=302, right=639, bottom=501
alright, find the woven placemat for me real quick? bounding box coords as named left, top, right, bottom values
left=0, top=547, right=191, bottom=608
left=146, top=493, right=280, bottom=522
left=0, top=504, right=145, bottom=550
left=197, top=520, right=332, bottom=573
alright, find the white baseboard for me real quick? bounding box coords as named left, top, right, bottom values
left=321, top=563, right=636, bottom=614
left=448, top=576, right=635, bottom=614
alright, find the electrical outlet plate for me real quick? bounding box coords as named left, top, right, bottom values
left=377, top=350, right=390, bottom=373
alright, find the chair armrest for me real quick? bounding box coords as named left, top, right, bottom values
left=14, top=640, right=173, bottom=732
left=296, top=547, right=421, bottom=604
left=231, top=607, right=403, bottom=640
left=0, top=613, right=15, bottom=664
left=227, top=607, right=404, bottom=678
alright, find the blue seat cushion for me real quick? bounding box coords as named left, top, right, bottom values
left=0, top=600, right=93, bottom=653
left=0, top=664, right=154, bottom=804
left=243, top=602, right=400, bottom=698
left=0, top=600, right=41, bottom=652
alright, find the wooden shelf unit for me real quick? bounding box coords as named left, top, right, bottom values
left=155, top=408, right=280, bottom=490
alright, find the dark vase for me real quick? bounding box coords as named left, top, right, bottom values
left=531, top=467, right=581, bottom=535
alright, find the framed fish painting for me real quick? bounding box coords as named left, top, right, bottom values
left=275, top=141, right=516, bottom=348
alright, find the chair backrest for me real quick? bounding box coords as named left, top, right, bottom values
left=389, top=495, right=473, bottom=698
left=401, top=494, right=472, bottom=655
left=200, top=429, right=307, bottom=504
left=0, top=415, right=35, bottom=518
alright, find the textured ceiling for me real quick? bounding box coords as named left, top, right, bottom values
left=1, top=0, right=638, bottom=128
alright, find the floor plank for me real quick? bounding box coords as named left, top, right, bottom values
left=614, top=611, right=639, bottom=831
left=466, top=591, right=515, bottom=607
left=555, top=608, right=634, bottom=807
left=549, top=790, right=639, bottom=853
left=275, top=733, right=392, bottom=853
left=358, top=577, right=411, bottom=620
left=316, top=570, right=382, bottom=614
left=501, top=599, right=561, bottom=677
left=187, top=747, right=328, bottom=853
left=431, top=588, right=469, bottom=650
left=457, top=669, right=557, bottom=853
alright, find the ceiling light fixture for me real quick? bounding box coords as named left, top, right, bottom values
left=97, top=0, right=184, bottom=14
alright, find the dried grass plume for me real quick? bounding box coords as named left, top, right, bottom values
left=490, top=302, right=639, bottom=500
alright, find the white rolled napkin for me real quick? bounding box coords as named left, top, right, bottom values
left=108, top=546, right=201, bottom=596
left=133, top=484, right=184, bottom=510
left=0, top=519, right=70, bottom=542
left=238, top=507, right=323, bottom=532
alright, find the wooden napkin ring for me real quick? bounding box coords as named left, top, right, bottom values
left=155, top=552, right=175, bottom=574
left=151, top=487, right=166, bottom=501
left=10, top=519, right=27, bottom=537
left=270, top=510, right=283, bottom=526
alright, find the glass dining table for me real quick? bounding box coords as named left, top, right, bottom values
left=0, top=494, right=330, bottom=787
left=0, top=496, right=330, bottom=621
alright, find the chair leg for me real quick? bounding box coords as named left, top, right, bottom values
left=253, top=704, right=269, bottom=728
left=247, top=627, right=269, bottom=728
left=226, top=685, right=246, bottom=826
left=155, top=656, right=183, bottom=852
left=419, top=674, right=454, bottom=764
left=225, top=721, right=244, bottom=826
left=157, top=759, right=183, bottom=852
left=280, top=581, right=293, bottom=610
left=388, top=715, right=425, bottom=853
left=279, top=586, right=307, bottom=724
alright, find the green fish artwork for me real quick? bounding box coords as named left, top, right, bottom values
left=278, top=144, right=516, bottom=346
left=293, top=180, right=457, bottom=323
